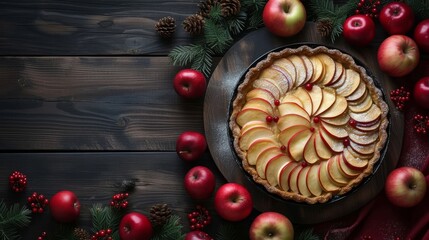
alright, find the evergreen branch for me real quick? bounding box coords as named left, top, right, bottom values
left=208, top=3, right=223, bottom=22
left=151, top=215, right=185, bottom=240
left=204, top=18, right=233, bottom=54
left=169, top=44, right=207, bottom=67
left=90, top=204, right=122, bottom=233
left=0, top=201, right=31, bottom=240
left=190, top=46, right=214, bottom=77
left=296, top=228, right=320, bottom=240
left=226, top=11, right=247, bottom=35
left=247, top=8, right=265, bottom=29
left=242, top=0, right=267, bottom=11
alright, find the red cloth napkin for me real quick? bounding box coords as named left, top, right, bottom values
left=315, top=59, right=429, bottom=240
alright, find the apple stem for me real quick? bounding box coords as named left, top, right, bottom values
left=409, top=183, right=417, bottom=190
left=283, top=5, right=290, bottom=13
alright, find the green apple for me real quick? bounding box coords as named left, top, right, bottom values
left=249, top=212, right=294, bottom=240
left=262, top=0, right=306, bottom=37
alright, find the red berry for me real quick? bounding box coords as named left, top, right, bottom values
left=343, top=138, right=350, bottom=147
left=390, top=86, right=410, bottom=111
left=274, top=99, right=280, bottom=106
left=305, top=83, right=313, bottom=91
left=27, top=192, right=48, bottom=214
left=9, top=171, right=27, bottom=192
left=110, top=192, right=129, bottom=209
left=280, top=145, right=287, bottom=151
left=310, top=127, right=315, bottom=132
left=313, top=116, right=320, bottom=123
left=349, top=119, right=357, bottom=127
left=187, top=205, right=211, bottom=230
left=266, top=116, right=273, bottom=123
left=273, top=116, right=279, bottom=122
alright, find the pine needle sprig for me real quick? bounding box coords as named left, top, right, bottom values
left=151, top=215, right=185, bottom=240
left=169, top=43, right=214, bottom=77
left=0, top=201, right=31, bottom=240
left=208, top=3, right=223, bottom=22
left=90, top=204, right=122, bottom=234
left=204, top=18, right=233, bottom=54
left=296, top=228, right=320, bottom=240
left=241, top=0, right=267, bottom=11
left=226, top=11, right=247, bottom=35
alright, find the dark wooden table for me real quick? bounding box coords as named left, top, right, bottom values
left=0, top=0, right=400, bottom=239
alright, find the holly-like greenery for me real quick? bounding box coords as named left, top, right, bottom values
left=0, top=201, right=31, bottom=240
left=151, top=215, right=185, bottom=240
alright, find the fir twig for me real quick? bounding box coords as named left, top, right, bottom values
left=204, top=18, right=233, bottom=54
left=169, top=44, right=214, bottom=77
left=90, top=204, right=122, bottom=235
left=226, top=11, right=247, bottom=35
left=296, top=228, right=320, bottom=240
left=151, top=215, right=185, bottom=240
left=0, top=201, right=31, bottom=240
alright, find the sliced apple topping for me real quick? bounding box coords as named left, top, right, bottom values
left=319, top=95, right=348, bottom=119
left=278, top=102, right=309, bottom=120
left=355, top=119, right=381, bottom=132
left=242, top=98, right=274, bottom=115
left=349, top=141, right=376, bottom=156
left=328, top=66, right=347, bottom=88
left=349, top=104, right=381, bottom=123
left=239, top=126, right=274, bottom=150
left=317, top=54, right=336, bottom=85
left=281, top=94, right=304, bottom=107
left=320, top=121, right=348, bottom=139
left=247, top=138, right=279, bottom=165
left=304, top=134, right=319, bottom=164
left=301, top=55, right=314, bottom=84
left=289, top=55, right=307, bottom=87
left=335, top=69, right=361, bottom=97
left=349, top=131, right=379, bottom=146
left=327, top=62, right=345, bottom=86
left=338, top=152, right=361, bottom=178
left=343, top=147, right=368, bottom=170
left=255, top=146, right=283, bottom=179
left=260, top=67, right=290, bottom=94
left=273, top=58, right=296, bottom=87
left=277, top=114, right=310, bottom=131
left=278, top=161, right=299, bottom=191
left=327, top=156, right=348, bottom=186
left=297, top=166, right=312, bottom=197
left=314, top=131, right=332, bottom=160
left=236, top=108, right=270, bottom=127
left=318, top=160, right=340, bottom=192
left=246, top=88, right=276, bottom=105
left=241, top=120, right=270, bottom=135
left=279, top=125, right=309, bottom=147
left=320, top=128, right=344, bottom=153
left=292, top=87, right=313, bottom=116
left=307, top=165, right=323, bottom=196
left=346, top=80, right=367, bottom=102
left=322, top=112, right=350, bottom=126
left=307, top=85, right=323, bottom=115
left=288, top=164, right=302, bottom=193
left=253, top=79, right=281, bottom=100
left=348, top=94, right=373, bottom=113
left=288, top=129, right=313, bottom=161
left=314, top=88, right=336, bottom=115
left=308, top=56, right=324, bottom=83
left=265, top=154, right=291, bottom=186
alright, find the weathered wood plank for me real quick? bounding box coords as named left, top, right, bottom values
left=0, top=0, right=202, bottom=55
left=0, top=56, right=206, bottom=151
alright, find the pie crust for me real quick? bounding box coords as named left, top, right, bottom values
left=230, top=45, right=389, bottom=204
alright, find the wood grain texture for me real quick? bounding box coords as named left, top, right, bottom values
left=0, top=0, right=202, bottom=55
left=204, top=23, right=404, bottom=224
left=0, top=57, right=205, bottom=151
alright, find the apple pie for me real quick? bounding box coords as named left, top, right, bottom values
left=230, top=45, right=389, bottom=204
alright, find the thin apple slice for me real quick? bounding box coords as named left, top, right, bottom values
left=327, top=156, right=348, bottom=186
left=320, top=121, right=348, bottom=139
left=255, top=146, right=283, bottom=179
left=318, top=160, right=340, bottom=192
left=277, top=114, right=310, bottom=131
left=278, top=161, right=299, bottom=191
left=338, top=153, right=361, bottom=178
left=314, top=131, right=332, bottom=160
left=281, top=94, right=304, bottom=107
left=288, top=55, right=307, bottom=87
left=288, top=129, right=312, bottom=161
left=236, top=108, right=270, bottom=127
left=355, top=119, right=381, bottom=132
left=301, top=55, right=314, bottom=84
left=319, top=96, right=348, bottom=119
left=246, top=88, right=276, bottom=105
left=304, top=134, right=319, bottom=164
left=327, top=62, right=345, bottom=86
left=349, top=94, right=373, bottom=113
left=314, top=88, right=336, bottom=116
left=346, top=80, right=367, bottom=102
left=348, top=89, right=369, bottom=106
left=273, top=58, right=296, bottom=88
left=239, top=126, right=274, bottom=150
left=259, top=68, right=289, bottom=94
left=241, top=120, right=269, bottom=134
left=288, top=164, right=302, bottom=193
left=242, top=98, right=274, bottom=115
left=297, top=166, right=312, bottom=197
left=349, top=131, right=379, bottom=146
left=278, top=102, right=309, bottom=120
left=253, top=79, right=281, bottom=100
left=328, top=67, right=346, bottom=88
left=309, top=56, right=324, bottom=83
left=265, top=154, right=291, bottom=186
left=343, top=147, right=368, bottom=170
left=349, top=141, right=376, bottom=156
left=307, top=85, right=323, bottom=115
left=307, top=165, right=323, bottom=196
left=347, top=145, right=374, bottom=160
left=272, top=65, right=294, bottom=91
left=335, top=69, right=361, bottom=97
left=349, top=104, right=381, bottom=123
left=279, top=125, right=309, bottom=146
left=320, top=128, right=344, bottom=153
left=317, top=54, right=336, bottom=85
left=292, top=87, right=313, bottom=116
left=247, top=138, right=279, bottom=165
left=322, top=112, right=350, bottom=126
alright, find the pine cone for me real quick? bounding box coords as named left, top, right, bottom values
left=73, top=228, right=91, bottom=240
left=316, top=19, right=333, bottom=38
left=150, top=203, right=172, bottom=227
left=183, top=14, right=205, bottom=35
left=220, top=0, right=241, bottom=17
left=155, top=16, right=176, bottom=38
left=198, top=0, right=219, bottom=18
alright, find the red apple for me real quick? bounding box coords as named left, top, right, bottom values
left=119, top=212, right=153, bottom=240
left=385, top=167, right=427, bottom=208
left=184, top=166, right=216, bottom=200
left=262, top=0, right=306, bottom=37
left=377, top=35, right=420, bottom=77
left=342, top=14, right=375, bottom=47
left=50, top=190, right=81, bottom=223
left=176, top=131, right=207, bottom=162
left=414, top=77, right=429, bottom=110
left=214, top=183, right=253, bottom=221
left=414, top=19, right=429, bottom=53
left=379, top=2, right=414, bottom=35
left=249, top=212, right=294, bottom=240
left=173, top=69, right=206, bottom=99
left=185, top=230, right=213, bottom=240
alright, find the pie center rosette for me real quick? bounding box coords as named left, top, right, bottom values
left=229, top=45, right=389, bottom=204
